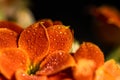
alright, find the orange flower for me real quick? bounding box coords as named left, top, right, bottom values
left=0, top=19, right=120, bottom=80
left=0, top=19, right=75, bottom=80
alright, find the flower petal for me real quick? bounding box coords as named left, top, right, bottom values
left=0, top=48, right=30, bottom=79
left=0, top=28, right=18, bottom=49
left=72, top=59, right=96, bottom=80
left=94, top=59, right=120, bottom=80
left=47, top=25, right=73, bottom=53
left=36, top=50, right=75, bottom=76
left=0, top=21, right=23, bottom=34
left=18, top=22, right=50, bottom=64
left=74, top=42, right=104, bottom=68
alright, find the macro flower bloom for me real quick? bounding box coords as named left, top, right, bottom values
left=0, top=19, right=120, bottom=80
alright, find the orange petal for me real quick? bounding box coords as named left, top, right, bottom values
left=72, top=59, right=96, bottom=80
left=74, top=42, right=104, bottom=68
left=15, top=69, right=47, bottom=80
left=18, top=22, right=50, bottom=64
left=0, top=28, right=18, bottom=49
left=0, top=48, right=30, bottom=79
left=94, top=67, right=114, bottom=80
left=36, top=50, right=75, bottom=76
left=94, top=59, right=120, bottom=80
left=47, top=25, right=73, bottom=53
left=0, top=21, right=23, bottom=34
left=104, top=59, right=120, bottom=77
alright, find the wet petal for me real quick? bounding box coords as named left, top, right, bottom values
left=0, top=28, right=18, bottom=49
left=36, top=50, right=75, bottom=75
left=74, top=42, right=104, bottom=68
left=0, top=21, right=23, bottom=34
left=47, top=25, right=73, bottom=53
left=0, top=48, right=30, bottom=79
left=72, top=59, right=96, bottom=80
left=94, top=59, right=120, bottom=80
left=18, top=22, right=50, bottom=64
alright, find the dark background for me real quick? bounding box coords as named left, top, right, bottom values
left=29, top=0, right=120, bottom=57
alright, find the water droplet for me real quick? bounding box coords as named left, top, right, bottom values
left=64, top=32, right=67, bottom=35
left=39, top=36, right=42, bottom=38
left=49, top=36, right=52, bottom=39
left=59, top=31, right=62, bottom=34
left=27, top=30, right=30, bottom=33
left=61, top=38, right=64, bottom=41
left=56, top=35, right=59, bottom=37
left=55, top=30, right=58, bottom=33
left=61, top=43, right=64, bottom=46
left=27, top=40, right=30, bottom=42
left=22, top=73, right=26, bottom=76
left=58, top=26, right=61, bottom=29
left=33, top=32, right=36, bottom=35
left=10, top=32, right=13, bottom=35
left=59, top=52, right=63, bottom=55
left=54, top=58, right=57, bottom=61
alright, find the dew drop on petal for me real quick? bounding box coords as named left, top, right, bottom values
left=27, top=30, right=30, bottom=33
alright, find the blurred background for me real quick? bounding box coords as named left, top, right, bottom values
left=0, top=0, right=120, bottom=62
